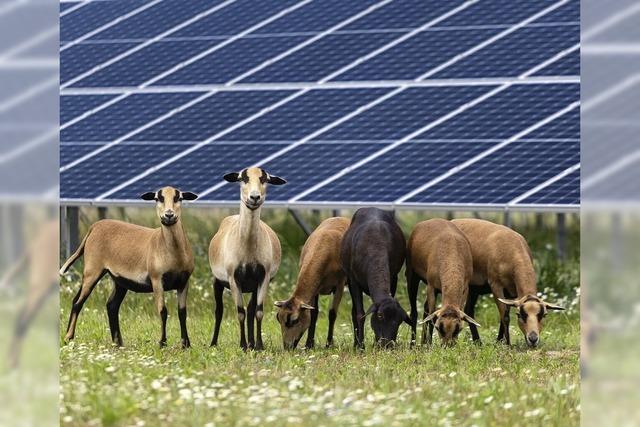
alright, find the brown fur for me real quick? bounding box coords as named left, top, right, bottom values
left=209, top=167, right=286, bottom=350
left=275, top=217, right=350, bottom=349
left=60, top=187, right=197, bottom=348
left=406, top=219, right=478, bottom=346
left=452, top=218, right=564, bottom=347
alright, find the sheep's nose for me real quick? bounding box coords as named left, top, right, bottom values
left=165, top=211, right=175, bottom=218
left=249, top=194, right=261, bottom=202
left=527, top=332, right=539, bottom=346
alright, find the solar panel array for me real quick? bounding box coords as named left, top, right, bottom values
left=60, top=0, right=580, bottom=211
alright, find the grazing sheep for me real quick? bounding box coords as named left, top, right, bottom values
left=340, top=207, right=409, bottom=349
left=452, top=218, right=564, bottom=347
left=275, top=217, right=350, bottom=350
left=59, top=187, right=198, bottom=348
left=406, top=219, right=480, bottom=346
left=209, top=167, right=286, bottom=351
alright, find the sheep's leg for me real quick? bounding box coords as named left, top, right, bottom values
left=423, top=284, right=436, bottom=346
left=254, top=275, right=271, bottom=351
left=229, top=279, right=247, bottom=351
left=304, top=295, right=319, bottom=349
left=406, top=268, right=420, bottom=346
left=9, top=283, right=53, bottom=368
left=65, top=269, right=105, bottom=343
left=177, top=284, right=190, bottom=349
left=152, top=278, right=167, bottom=348
left=464, top=287, right=482, bottom=343
left=326, top=282, right=344, bottom=347
left=491, top=285, right=510, bottom=345
left=210, top=279, right=224, bottom=347
left=247, top=291, right=257, bottom=350
left=348, top=281, right=365, bottom=350
left=106, top=284, right=127, bottom=347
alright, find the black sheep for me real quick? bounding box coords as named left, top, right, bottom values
left=340, top=207, right=410, bottom=348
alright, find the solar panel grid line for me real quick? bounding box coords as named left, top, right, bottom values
left=65, top=1, right=484, bottom=187
left=0, top=25, right=58, bottom=59
left=0, top=76, right=57, bottom=113
left=394, top=100, right=580, bottom=204
left=59, top=90, right=216, bottom=172
left=0, top=0, right=26, bottom=18
left=59, top=75, right=581, bottom=95
left=581, top=2, right=640, bottom=41
left=59, top=0, right=166, bottom=52
left=60, top=0, right=399, bottom=170
left=581, top=150, right=640, bottom=191
left=227, top=0, right=396, bottom=84
left=413, top=0, right=571, bottom=80
left=59, top=1, right=91, bottom=18
left=199, top=1, right=575, bottom=201
left=508, top=163, right=580, bottom=206
left=582, top=74, right=640, bottom=112
left=59, top=0, right=312, bottom=129
left=60, top=0, right=242, bottom=89
left=0, top=127, right=57, bottom=165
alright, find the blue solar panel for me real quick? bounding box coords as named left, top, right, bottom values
left=61, top=42, right=137, bottom=84
left=61, top=144, right=191, bottom=199
left=89, top=0, right=220, bottom=41
left=59, top=0, right=580, bottom=209
left=153, top=36, right=308, bottom=86
left=421, top=84, right=579, bottom=140
left=70, top=40, right=219, bottom=87
left=254, top=0, right=379, bottom=34
left=222, top=88, right=390, bottom=141
left=433, top=25, right=579, bottom=78
left=404, top=138, right=579, bottom=204
left=60, top=1, right=149, bottom=42
left=60, top=94, right=116, bottom=123
left=130, top=90, right=292, bottom=142
left=520, top=170, right=580, bottom=205
left=532, top=50, right=580, bottom=76
left=300, top=140, right=498, bottom=203
left=61, top=92, right=204, bottom=143
left=171, top=0, right=300, bottom=38
left=332, top=28, right=500, bottom=82
left=240, top=32, right=400, bottom=83
left=106, top=143, right=286, bottom=200
left=317, top=86, right=494, bottom=141
left=60, top=3, right=78, bottom=13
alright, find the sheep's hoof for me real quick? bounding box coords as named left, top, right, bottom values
left=303, top=343, right=314, bottom=350
left=182, top=338, right=191, bottom=349
left=325, top=341, right=333, bottom=348
left=255, top=342, right=264, bottom=351
left=159, top=340, right=167, bottom=348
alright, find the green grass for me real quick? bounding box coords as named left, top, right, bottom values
left=60, top=209, right=579, bottom=426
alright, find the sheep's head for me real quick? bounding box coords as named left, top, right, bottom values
left=140, top=187, right=198, bottom=226
left=366, top=298, right=411, bottom=347
left=421, top=305, right=480, bottom=347
left=274, top=298, right=314, bottom=350
left=223, top=167, right=286, bottom=210
left=498, top=294, right=565, bottom=347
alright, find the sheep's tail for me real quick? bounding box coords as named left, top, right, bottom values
left=59, top=226, right=91, bottom=275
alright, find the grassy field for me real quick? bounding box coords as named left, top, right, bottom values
left=60, top=209, right=580, bottom=426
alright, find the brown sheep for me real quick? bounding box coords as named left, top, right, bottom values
left=406, top=219, right=480, bottom=346
left=275, top=217, right=350, bottom=350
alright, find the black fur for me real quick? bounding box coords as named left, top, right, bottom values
left=233, top=263, right=266, bottom=293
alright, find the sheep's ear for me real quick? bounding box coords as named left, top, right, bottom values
left=181, top=191, right=198, bottom=201
left=267, top=174, right=287, bottom=185
left=274, top=300, right=286, bottom=308
left=362, top=304, right=377, bottom=318
left=419, top=312, right=438, bottom=325
left=300, top=302, right=315, bottom=310
left=223, top=172, right=240, bottom=182
left=544, top=301, right=565, bottom=311
left=498, top=297, right=520, bottom=308
left=140, top=192, right=156, bottom=201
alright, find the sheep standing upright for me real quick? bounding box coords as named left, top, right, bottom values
left=406, top=219, right=480, bottom=347
left=341, top=207, right=409, bottom=349
left=59, top=187, right=198, bottom=348
left=452, top=218, right=565, bottom=347
left=209, top=167, right=286, bottom=351
left=275, top=217, right=350, bottom=350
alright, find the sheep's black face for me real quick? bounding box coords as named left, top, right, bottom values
left=223, top=167, right=286, bottom=211
left=140, top=187, right=198, bottom=226
left=369, top=299, right=411, bottom=347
